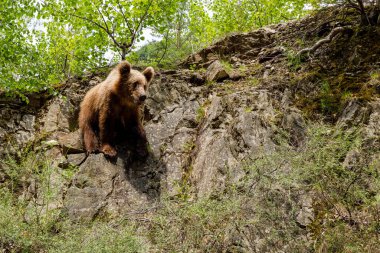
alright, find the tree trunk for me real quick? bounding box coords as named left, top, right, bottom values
left=121, top=46, right=127, bottom=60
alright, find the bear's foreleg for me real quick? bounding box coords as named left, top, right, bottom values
left=135, top=120, right=149, bottom=157
left=82, top=124, right=99, bottom=155
left=99, top=110, right=117, bottom=157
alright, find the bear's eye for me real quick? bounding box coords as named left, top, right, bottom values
left=133, top=82, right=139, bottom=89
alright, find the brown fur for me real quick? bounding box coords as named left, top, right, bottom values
left=79, top=61, right=154, bottom=157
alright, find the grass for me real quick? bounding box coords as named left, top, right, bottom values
left=195, top=102, right=208, bottom=124
left=195, top=106, right=206, bottom=123
left=220, top=60, right=233, bottom=73
left=248, top=76, right=260, bottom=86
left=0, top=193, right=144, bottom=253
left=182, top=140, right=195, bottom=153
left=147, top=197, right=242, bottom=252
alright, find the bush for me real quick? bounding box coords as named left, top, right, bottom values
left=238, top=123, right=380, bottom=252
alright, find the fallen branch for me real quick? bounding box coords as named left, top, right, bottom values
left=297, top=26, right=352, bottom=58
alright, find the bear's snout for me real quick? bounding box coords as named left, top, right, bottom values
left=139, top=94, right=147, bottom=102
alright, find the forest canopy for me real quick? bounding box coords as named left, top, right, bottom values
left=0, top=0, right=373, bottom=98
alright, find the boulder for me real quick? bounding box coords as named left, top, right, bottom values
left=205, top=60, right=229, bottom=82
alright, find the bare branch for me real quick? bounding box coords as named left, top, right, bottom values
left=116, top=0, right=134, bottom=34
left=346, top=0, right=362, bottom=11
left=132, top=0, right=154, bottom=40
left=297, top=26, right=352, bottom=58
left=157, top=29, right=170, bottom=65
left=69, top=12, right=108, bottom=32
left=118, top=0, right=155, bottom=58
left=355, top=0, right=366, bottom=15
left=96, top=6, right=110, bottom=33
left=94, top=5, right=121, bottom=48
left=73, top=12, right=122, bottom=49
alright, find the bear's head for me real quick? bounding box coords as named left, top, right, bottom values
left=115, top=61, right=154, bottom=106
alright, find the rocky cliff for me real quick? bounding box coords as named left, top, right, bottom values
left=0, top=7, right=379, bottom=252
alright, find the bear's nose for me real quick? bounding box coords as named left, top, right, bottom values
left=139, top=95, right=147, bottom=102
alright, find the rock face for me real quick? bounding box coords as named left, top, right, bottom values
left=182, top=28, right=277, bottom=67
left=0, top=69, right=286, bottom=220
left=64, top=153, right=163, bottom=221
left=1, top=67, right=379, bottom=225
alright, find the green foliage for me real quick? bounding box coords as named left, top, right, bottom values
left=248, top=77, right=260, bottom=86
left=1, top=0, right=324, bottom=97
left=0, top=192, right=144, bottom=252
left=45, top=0, right=182, bottom=59
left=210, top=0, right=307, bottom=35
left=320, top=80, right=334, bottom=113
left=128, top=36, right=192, bottom=69
left=286, top=49, right=302, bottom=71
left=195, top=104, right=206, bottom=123
left=0, top=0, right=182, bottom=97
left=0, top=150, right=63, bottom=251
left=0, top=0, right=109, bottom=100
left=220, top=60, right=233, bottom=73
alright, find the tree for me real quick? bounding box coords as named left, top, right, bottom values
left=0, top=0, right=52, bottom=98
left=346, top=0, right=380, bottom=25
left=46, top=0, right=180, bottom=60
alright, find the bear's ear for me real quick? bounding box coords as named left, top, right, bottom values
left=143, top=67, right=155, bottom=83
left=118, top=61, right=131, bottom=76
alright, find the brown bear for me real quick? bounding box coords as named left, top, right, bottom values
left=78, top=61, right=154, bottom=157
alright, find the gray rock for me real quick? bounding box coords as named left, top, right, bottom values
left=64, top=153, right=162, bottom=221
left=20, top=114, right=35, bottom=131
left=41, top=140, right=60, bottom=148
left=296, top=195, right=314, bottom=228
left=191, top=130, right=239, bottom=197
left=282, top=109, right=306, bottom=147
left=343, top=149, right=362, bottom=170
left=42, top=98, right=76, bottom=133
left=15, top=130, right=34, bottom=146
left=57, top=130, right=84, bottom=154
left=361, top=99, right=380, bottom=149
left=338, top=100, right=371, bottom=127
left=281, top=89, right=292, bottom=108
left=67, top=153, right=87, bottom=167
left=46, top=146, right=67, bottom=167
left=205, top=60, right=229, bottom=82
left=229, top=70, right=246, bottom=80
left=0, top=127, right=5, bottom=139
left=64, top=154, right=120, bottom=221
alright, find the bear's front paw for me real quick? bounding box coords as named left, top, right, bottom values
left=101, top=144, right=117, bottom=157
